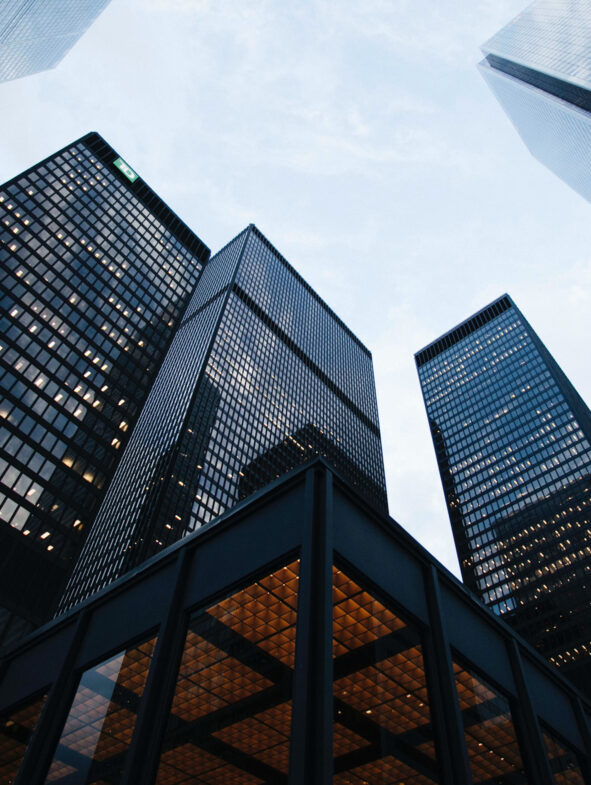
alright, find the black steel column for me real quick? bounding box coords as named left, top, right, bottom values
left=572, top=696, right=591, bottom=780
left=121, top=547, right=192, bottom=785
left=506, top=639, right=554, bottom=785
left=289, top=465, right=334, bottom=784
left=15, top=609, right=90, bottom=785
left=424, top=565, right=472, bottom=785
left=0, top=653, right=9, bottom=687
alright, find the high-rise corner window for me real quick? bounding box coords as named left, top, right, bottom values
left=332, top=564, right=441, bottom=783
left=453, top=661, right=529, bottom=783
left=154, top=559, right=300, bottom=783
left=43, top=635, right=158, bottom=784
left=0, top=691, right=47, bottom=785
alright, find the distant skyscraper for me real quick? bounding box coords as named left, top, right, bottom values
left=0, top=132, right=209, bottom=647
left=479, top=0, right=591, bottom=202
left=0, top=0, right=112, bottom=82
left=62, top=224, right=387, bottom=610
left=416, top=294, right=591, bottom=695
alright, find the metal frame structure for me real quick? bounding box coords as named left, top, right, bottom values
left=1, top=459, right=590, bottom=784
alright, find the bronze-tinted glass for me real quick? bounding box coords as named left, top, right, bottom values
left=44, top=636, right=157, bottom=784
left=542, top=727, right=585, bottom=785
left=155, top=559, right=300, bottom=783
left=0, top=691, right=47, bottom=784
left=454, top=663, right=528, bottom=783
left=332, top=566, right=440, bottom=784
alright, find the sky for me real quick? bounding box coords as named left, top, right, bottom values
left=3, top=0, right=591, bottom=579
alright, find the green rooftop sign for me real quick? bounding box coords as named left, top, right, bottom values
left=113, top=157, right=138, bottom=183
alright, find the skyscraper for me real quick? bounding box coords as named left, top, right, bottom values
left=0, top=132, right=209, bottom=647
left=0, top=0, right=112, bottom=82
left=62, top=224, right=387, bottom=610
left=416, top=294, right=591, bottom=695
left=479, top=0, right=591, bottom=202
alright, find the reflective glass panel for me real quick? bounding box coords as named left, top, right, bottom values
left=0, top=691, right=47, bottom=784
left=454, top=663, right=529, bottom=783
left=155, top=559, right=300, bottom=783
left=332, top=566, right=440, bottom=784
left=44, top=635, right=157, bottom=783
left=542, top=727, right=585, bottom=784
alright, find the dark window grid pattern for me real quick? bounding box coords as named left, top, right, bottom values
left=0, top=310, right=147, bottom=558
left=415, top=294, right=512, bottom=368
left=418, top=302, right=591, bottom=684
left=472, top=485, right=591, bottom=668
left=0, top=308, right=128, bottom=452
left=0, top=140, right=205, bottom=638
left=0, top=445, right=103, bottom=555
left=236, top=230, right=379, bottom=425
left=475, top=531, right=591, bottom=606
left=0, top=270, right=147, bottom=442
left=62, top=226, right=386, bottom=609
left=67, top=290, right=385, bottom=601
left=60, top=296, right=226, bottom=609
left=0, top=271, right=164, bottom=431
left=0, top=253, right=173, bottom=375
left=419, top=320, right=532, bottom=413
left=0, top=429, right=96, bottom=559
left=182, top=229, right=248, bottom=323
left=1, top=162, right=203, bottom=391
left=1, top=177, right=200, bottom=334
left=0, top=372, right=116, bottom=560
left=440, top=398, right=577, bottom=467
left=145, top=295, right=386, bottom=559
left=418, top=311, right=524, bottom=397
left=82, top=133, right=209, bottom=263
left=420, top=313, right=591, bottom=523
left=0, top=148, right=206, bottom=547
left=232, top=283, right=378, bottom=437
left=1, top=144, right=200, bottom=301
left=245, top=226, right=371, bottom=356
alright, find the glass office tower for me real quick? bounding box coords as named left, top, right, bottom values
left=0, top=0, right=112, bottom=82
left=62, top=224, right=387, bottom=610
left=479, top=0, right=591, bottom=202
left=0, top=133, right=209, bottom=647
left=416, top=294, right=591, bottom=695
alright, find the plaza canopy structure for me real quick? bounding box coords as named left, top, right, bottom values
left=0, top=459, right=589, bottom=785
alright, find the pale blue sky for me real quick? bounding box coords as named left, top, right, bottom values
left=3, top=0, right=591, bottom=577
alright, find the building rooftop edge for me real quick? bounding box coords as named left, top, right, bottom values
left=414, top=293, right=514, bottom=363
left=1, top=131, right=211, bottom=263
left=242, top=223, right=373, bottom=360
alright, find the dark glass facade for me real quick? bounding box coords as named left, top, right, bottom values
left=62, top=224, right=387, bottom=610
left=1, top=462, right=589, bottom=785
left=0, top=0, right=112, bottom=82
left=416, top=294, right=591, bottom=696
left=0, top=133, right=209, bottom=647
